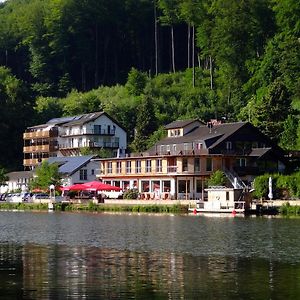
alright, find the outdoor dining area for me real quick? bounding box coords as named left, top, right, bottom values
left=61, top=181, right=122, bottom=203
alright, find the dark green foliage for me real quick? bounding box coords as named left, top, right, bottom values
left=253, top=172, right=300, bottom=199
left=123, top=189, right=139, bottom=200
left=207, top=170, right=226, bottom=187
left=0, top=167, right=8, bottom=185
left=0, top=0, right=299, bottom=170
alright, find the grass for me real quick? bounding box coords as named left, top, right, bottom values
left=279, top=202, right=300, bottom=216
left=0, top=201, right=189, bottom=214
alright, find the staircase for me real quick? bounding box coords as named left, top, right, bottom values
left=224, top=168, right=247, bottom=190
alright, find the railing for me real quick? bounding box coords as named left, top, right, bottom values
left=23, top=145, right=58, bottom=153
left=23, top=158, right=47, bottom=166
left=23, top=129, right=58, bottom=139
left=167, top=166, right=177, bottom=173
left=155, top=149, right=209, bottom=156
left=60, top=129, right=116, bottom=137
left=59, top=141, right=119, bottom=149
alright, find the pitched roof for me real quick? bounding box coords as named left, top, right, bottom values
left=47, top=155, right=96, bottom=175
left=164, top=119, right=203, bottom=129
left=6, top=171, right=34, bottom=181
left=157, top=122, right=246, bottom=147
left=61, top=111, right=104, bottom=127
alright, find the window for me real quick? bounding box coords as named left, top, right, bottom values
left=135, top=160, right=141, bottom=173
left=226, top=141, right=232, bottom=150
left=107, top=162, right=112, bottom=174
left=184, top=143, right=189, bottom=151
left=236, top=158, right=247, bottom=167
left=91, top=169, right=95, bottom=175
left=116, top=161, right=122, bottom=173
left=194, top=158, right=200, bottom=172
left=156, top=159, right=162, bottom=172
left=196, top=143, right=203, bottom=150
left=146, top=160, right=152, bottom=173
left=206, top=158, right=212, bottom=172
left=80, top=169, right=87, bottom=180
left=178, top=180, right=190, bottom=193
left=126, top=161, right=131, bottom=173
left=173, top=144, right=177, bottom=153
left=183, top=158, right=188, bottom=172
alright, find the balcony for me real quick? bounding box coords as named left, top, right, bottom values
left=23, top=158, right=47, bottom=166
left=59, top=141, right=119, bottom=149
left=60, top=129, right=116, bottom=137
left=23, top=128, right=58, bottom=139
left=167, top=166, right=178, bottom=173
left=23, top=144, right=59, bottom=153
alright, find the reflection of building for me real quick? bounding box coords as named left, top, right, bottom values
left=96, top=120, right=287, bottom=200
left=23, top=111, right=127, bottom=170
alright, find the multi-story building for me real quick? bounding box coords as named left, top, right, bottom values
left=23, top=111, right=127, bottom=170
left=96, top=120, right=287, bottom=200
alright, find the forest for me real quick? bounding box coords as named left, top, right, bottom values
left=0, top=0, right=299, bottom=171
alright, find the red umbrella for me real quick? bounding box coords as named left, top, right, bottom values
left=82, top=181, right=122, bottom=191
left=67, top=183, right=89, bottom=191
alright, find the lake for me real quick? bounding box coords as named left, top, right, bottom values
left=0, top=211, right=299, bottom=299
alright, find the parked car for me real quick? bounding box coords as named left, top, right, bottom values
left=32, top=193, right=50, bottom=200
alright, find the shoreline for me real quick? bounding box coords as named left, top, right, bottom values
left=0, top=199, right=299, bottom=216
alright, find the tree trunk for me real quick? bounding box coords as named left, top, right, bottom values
left=171, top=26, right=175, bottom=73
left=210, top=55, right=213, bottom=90
left=187, top=24, right=190, bottom=68
left=81, top=63, right=86, bottom=91
left=192, top=25, right=195, bottom=87
left=154, top=0, right=159, bottom=75
left=94, top=23, right=99, bottom=87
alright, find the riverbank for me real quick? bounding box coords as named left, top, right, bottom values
left=1, top=199, right=300, bottom=216
left=0, top=201, right=189, bottom=214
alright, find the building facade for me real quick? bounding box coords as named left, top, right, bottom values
left=96, top=120, right=287, bottom=200
left=23, top=112, right=127, bottom=170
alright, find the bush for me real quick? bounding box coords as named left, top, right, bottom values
left=123, top=189, right=139, bottom=199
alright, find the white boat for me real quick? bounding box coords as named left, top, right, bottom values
left=189, top=187, right=249, bottom=214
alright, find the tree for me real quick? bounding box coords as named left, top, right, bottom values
left=207, top=170, right=226, bottom=187
left=125, top=68, right=148, bottom=96
left=0, top=167, right=8, bottom=186
left=279, top=115, right=299, bottom=150
left=29, top=161, right=61, bottom=191
left=0, top=67, right=33, bottom=169
left=131, top=93, right=157, bottom=152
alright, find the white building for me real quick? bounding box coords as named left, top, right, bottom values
left=23, top=111, right=127, bottom=170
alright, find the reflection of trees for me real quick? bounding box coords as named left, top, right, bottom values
left=0, top=243, right=299, bottom=298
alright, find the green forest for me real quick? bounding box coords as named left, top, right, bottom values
left=0, top=0, right=299, bottom=171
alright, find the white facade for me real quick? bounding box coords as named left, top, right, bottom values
left=58, top=113, right=127, bottom=157
left=60, top=160, right=99, bottom=187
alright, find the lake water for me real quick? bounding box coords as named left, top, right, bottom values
left=0, top=211, right=299, bottom=299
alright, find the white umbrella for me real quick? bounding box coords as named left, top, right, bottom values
left=268, top=177, right=273, bottom=200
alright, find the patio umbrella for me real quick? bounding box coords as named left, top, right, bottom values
left=268, top=177, right=273, bottom=200
left=67, top=183, right=89, bottom=191
left=82, top=181, right=122, bottom=191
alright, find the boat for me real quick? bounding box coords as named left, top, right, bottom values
left=189, top=187, right=250, bottom=214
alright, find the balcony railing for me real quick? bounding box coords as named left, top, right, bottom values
left=167, top=166, right=178, bottom=173
left=60, top=129, right=116, bottom=137
left=23, top=145, right=59, bottom=153
left=59, top=141, right=119, bottom=149
left=23, top=128, right=58, bottom=139
left=23, top=158, right=47, bottom=166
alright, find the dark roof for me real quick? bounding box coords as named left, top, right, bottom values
left=47, top=155, right=96, bottom=175
left=164, top=119, right=203, bottom=129
left=61, top=112, right=104, bottom=127
left=7, top=171, right=34, bottom=180
left=157, top=122, right=246, bottom=147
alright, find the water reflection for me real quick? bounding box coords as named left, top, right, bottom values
left=0, top=211, right=300, bottom=298
left=0, top=243, right=299, bottom=299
